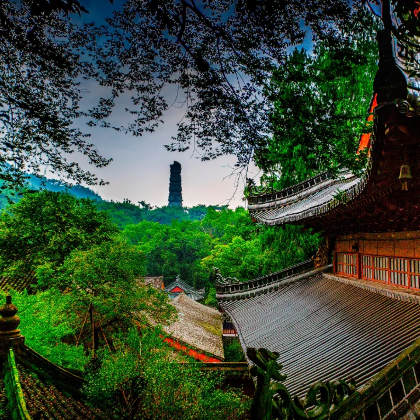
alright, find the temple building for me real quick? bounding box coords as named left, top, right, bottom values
left=163, top=293, right=224, bottom=362
left=216, top=29, right=420, bottom=420
left=168, top=161, right=183, bottom=207
left=165, top=276, right=205, bottom=301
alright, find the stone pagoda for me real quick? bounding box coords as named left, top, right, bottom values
left=168, top=161, right=183, bottom=207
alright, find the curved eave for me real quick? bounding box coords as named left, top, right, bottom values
left=247, top=103, right=420, bottom=229
left=249, top=175, right=364, bottom=227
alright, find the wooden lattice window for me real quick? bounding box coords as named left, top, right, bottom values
left=411, top=260, right=420, bottom=289
left=336, top=253, right=357, bottom=276
left=223, top=322, right=237, bottom=335
left=361, top=254, right=420, bottom=290
left=390, top=258, right=409, bottom=287
left=363, top=255, right=389, bottom=282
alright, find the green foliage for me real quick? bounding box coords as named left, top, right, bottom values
left=202, top=224, right=320, bottom=282
left=200, top=207, right=256, bottom=243
left=0, top=289, right=87, bottom=370
left=142, top=205, right=209, bottom=225
left=85, top=328, right=250, bottom=420
left=0, top=190, right=118, bottom=287
left=96, top=201, right=215, bottom=230
left=95, top=200, right=146, bottom=229
left=123, top=219, right=212, bottom=288
left=202, top=236, right=263, bottom=280
left=224, top=339, right=246, bottom=363
left=0, top=1, right=109, bottom=190
left=204, top=287, right=218, bottom=308
left=59, top=238, right=175, bottom=325
left=259, top=10, right=379, bottom=189
left=123, top=206, right=319, bottom=285
left=87, top=0, right=382, bottom=170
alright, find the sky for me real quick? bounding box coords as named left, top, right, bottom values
left=85, top=114, right=258, bottom=209
left=67, top=0, right=260, bottom=209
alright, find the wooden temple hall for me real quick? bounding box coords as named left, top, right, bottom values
left=216, top=29, right=420, bottom=420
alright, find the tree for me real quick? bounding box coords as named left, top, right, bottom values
left=123, top=219, right=212, bottom=288
left=85, top=327, right=251, bottom=419
left=258, top=11, right=379, bottom=189
left=2, top=1, right=418, bottom=189
left=0, top=190, right=118, bottom=287
left=201, top=224, right=320, bottom=282
left=0, top=0, right=110, bottom=189
left=58, top=238, right=175, bottom=326
left=86, top=0, right=419, bottom=175
left=87, top=0, right=365, bottom=168
left=3, top=288, right=88, bottom=370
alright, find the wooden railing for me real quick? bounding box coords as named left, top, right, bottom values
left=216, top=259, right=315, bottom=296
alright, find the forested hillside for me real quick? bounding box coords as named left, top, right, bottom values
left=123, top=207, right=320, bottom=291
left=0, top=174, right=102, bottom=209
left=0, top=190, right=320, bottom=291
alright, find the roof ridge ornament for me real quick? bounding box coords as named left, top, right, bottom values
left=213, top=267, right=240, bottom=286
left=0, top=295, right=25, bottom=355
left=247, top=347, right=356, bottom=420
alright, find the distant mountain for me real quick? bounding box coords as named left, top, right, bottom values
left=25, top=174, right=103, bottom=201
left=0, top=174, right=103, bottom=211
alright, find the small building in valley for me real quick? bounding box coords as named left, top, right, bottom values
left=164, top=276, right=205, bottom=301
left=163, top=293, right=224, bottom=362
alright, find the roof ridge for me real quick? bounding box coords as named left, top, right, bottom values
left=4, top=349, right=31, bottom=420
left=17, top=345, right=86, bottom=387
left=216, top=260, right=330, bottom=301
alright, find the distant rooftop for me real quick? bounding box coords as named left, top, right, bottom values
left=165, top=276, right=205, bottom=301
left=164, top=293, right=224, bottom=361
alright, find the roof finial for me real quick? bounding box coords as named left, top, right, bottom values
left=0, top=295, right=24, bottom=355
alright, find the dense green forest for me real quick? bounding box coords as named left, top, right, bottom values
left=0, top=188, right=319, bottom=418
left=0, top=188, right=320, bottom=290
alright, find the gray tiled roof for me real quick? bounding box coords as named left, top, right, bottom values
left=144, top=276, right=164, bottom=290
left=220, top=273, right=420, bottom=398
left=248, top=171, right=365, bottom=226
left=165, top=293, right=224, bottom=360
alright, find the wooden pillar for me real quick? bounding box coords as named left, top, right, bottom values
left=357, top=251, right=362, bottom=279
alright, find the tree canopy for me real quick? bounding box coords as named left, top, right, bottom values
left=0, top=190, right=118, bottom=286
left=1, top=0, right=419, bottom=192
left=86, top=0, right=419, bottom=177
left=257, top=11, right=379, bottom=189
left=0, top=1, right=110, bottom=189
